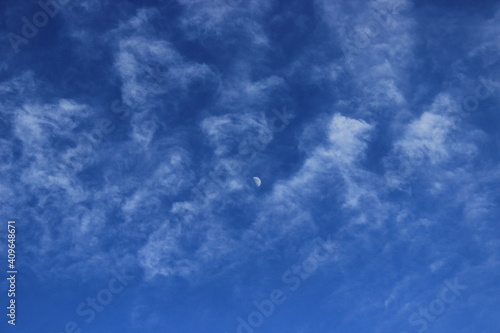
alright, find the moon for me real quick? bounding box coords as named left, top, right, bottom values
left=253, top=177, right=262, bottom=187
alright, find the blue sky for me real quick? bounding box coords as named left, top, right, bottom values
left=0, top=0, right=499, bottom=332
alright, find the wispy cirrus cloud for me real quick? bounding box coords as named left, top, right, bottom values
left=1, top=0, right=499, bottom=332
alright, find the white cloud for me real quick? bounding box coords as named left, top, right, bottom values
left=201, top=111, right=272, bottom=156
left=317, top=0, right=415, bottom=112
left=177, top=0, right=274, bottom=46
left=115, top=36, right=217, bottom=109
left=394, top=94, right=480, bottom=167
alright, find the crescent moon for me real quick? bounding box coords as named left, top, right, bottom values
left=253, top=177, right=262, bottom=187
